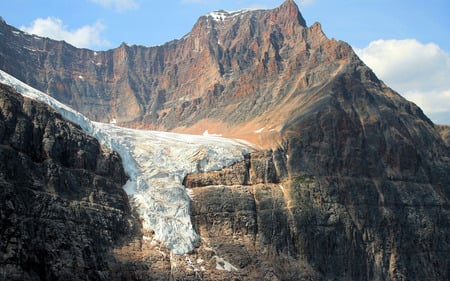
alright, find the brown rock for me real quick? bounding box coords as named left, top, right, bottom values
left=1, top=0, right=450, bottom=280
left=0, top=0, right=342, bottom=143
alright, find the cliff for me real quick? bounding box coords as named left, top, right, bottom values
left=1, top=0, right=450, bottom=280
left=0, top=1, right=361, bottom=144
left=0, top=83, right=134, bottom=279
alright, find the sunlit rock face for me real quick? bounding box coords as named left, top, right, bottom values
left=1, top=0, right=450, bottom=280
left=0, top=0, right=349, bottom=145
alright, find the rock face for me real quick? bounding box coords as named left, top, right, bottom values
left=0, top=84, right=137, bottom=280
left=185, top=146, right=450, bottom=280
left=1, top=0, right=450, bottom=280
left=0, top=0, right=355, bottom=142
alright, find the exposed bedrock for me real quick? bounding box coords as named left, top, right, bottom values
left=184, top=145, right=450, bottom=280
left=0, top=84, right=144, bottom=280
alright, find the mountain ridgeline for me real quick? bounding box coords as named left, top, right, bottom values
left=1, top=0, right=450, bottom=280
left=1, top=1, right=366, bottom=139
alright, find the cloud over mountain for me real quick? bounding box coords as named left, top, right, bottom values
left=20, top=17, right=110, bottom=49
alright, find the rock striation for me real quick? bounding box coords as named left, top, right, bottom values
left=1, top=0, right=450, bottom=280
left=0, top=83, right=138, bottom=280
left=184, top=143, right=450, bottom=280
left=0, top=0, right=360, bottom=143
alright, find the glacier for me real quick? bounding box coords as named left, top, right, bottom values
left=0, top=70, right=253, bottom=254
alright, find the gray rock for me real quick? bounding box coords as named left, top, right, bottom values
left=0, top=84, right=138, bottom=280
left=0, top=0, right=450, bottom=280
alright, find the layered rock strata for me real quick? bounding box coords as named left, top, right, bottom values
left=0, top=0, right=449, bottom=280
left=0, top=1, right=374, bottom=145
left=185, top=148, right=450, bottom=280
left=0, top=84, right=136, bottom=280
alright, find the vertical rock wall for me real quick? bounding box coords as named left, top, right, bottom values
left=0, top=84, right=139, bottom=280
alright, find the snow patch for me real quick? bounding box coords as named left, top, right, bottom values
left=23, top=46, right=37, bottom=52
left=203, top=130, right=222, bottom=137
left=0, top=70, right=253, bottom=255
left=90, top=59, right=103, bottom=66
left=255, top=127, right=265, bottom=133
left=206, top=9, right=253, bottom=22
left=214, top=256, right=239, bottom=271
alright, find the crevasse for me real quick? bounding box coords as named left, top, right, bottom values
left=0, top=70, right=253, bottom=254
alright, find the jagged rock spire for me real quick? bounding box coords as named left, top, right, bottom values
left=271, top=0, right=307, bottom=27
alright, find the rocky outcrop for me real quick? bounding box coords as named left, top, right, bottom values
left=0, top=84, right=140, bottom=280
left=183, top=150, right=284, bottom=188
left=437, top=124, right=450, bottom=146
left=185, top=152, right=450, bottom=280
left=182, top=69, right=450, bottom=279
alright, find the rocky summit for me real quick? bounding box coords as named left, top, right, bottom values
left=1, top=0, right=367, bottom=146
left=1, top=0, right=450, bottom=280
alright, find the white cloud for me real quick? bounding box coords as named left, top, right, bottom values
left=20, top=17, right=110, bottom=49
left=355, top=39, right=450, bottom=124
left=88, top=0, right=139, bottom=11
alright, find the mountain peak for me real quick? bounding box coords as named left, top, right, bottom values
left=282, top=0, right=297, bottom=6
left=271, top=0, right=306, bottom=27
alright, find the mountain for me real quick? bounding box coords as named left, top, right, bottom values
left=0, top=0, right=369, bottom=145
left=1, top=0, right=450, bottom=280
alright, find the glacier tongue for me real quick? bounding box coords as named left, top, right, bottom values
left=92, top=122, right=252, bottom=253
left=0, top=70, right=253, bottom=254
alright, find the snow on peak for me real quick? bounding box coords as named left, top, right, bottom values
left=0, top=69, right=253, bottom=255
left=206, top=9, right=253, bottom=22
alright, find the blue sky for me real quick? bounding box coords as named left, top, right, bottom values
left=2, top=0, right=450, bottom=124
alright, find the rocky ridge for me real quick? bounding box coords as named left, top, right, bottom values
left=0, top=0, right=357, bottom=145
